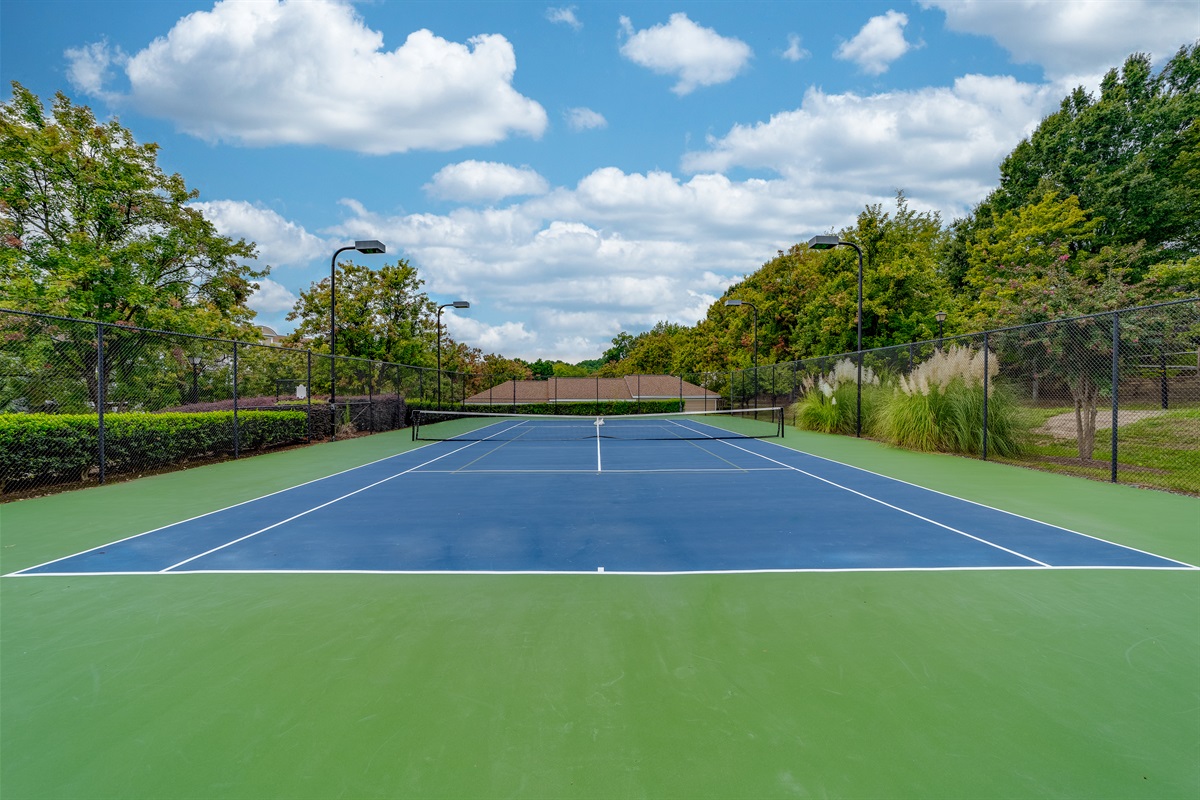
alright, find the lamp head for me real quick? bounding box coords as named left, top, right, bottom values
left=807, top=235, right=841, bottom=250
left=935, top=311, right=947, bottom=323
left=724, top=299, right=744, bottom=307
left=452, top=301, right=470, bottom=309
left=354, top=239, right=386, bottom=254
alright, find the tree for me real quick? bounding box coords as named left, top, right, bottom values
left=0, top=83, right=265, bottom=408
left=984, top=46, right=1200, bottom=268
left=287, top=259, right=436, bottom=367
left=0, top=82, right=263, bottom=334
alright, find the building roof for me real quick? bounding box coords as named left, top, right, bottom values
left=464, top=375, right=718, bottom=405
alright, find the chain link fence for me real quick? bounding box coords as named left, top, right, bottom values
left=729, top=298, right=1200, bottom=494
left=3, top=300, right=1196, bottom=497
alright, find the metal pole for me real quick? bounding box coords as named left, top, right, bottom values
left=852, top=244, right=863, bottom=436
left=306, top=349, right=313, bottom=443
left=1160, top=350, right=1169, bottom=409
left=232, top=343, right=240, bottom=459
left=96, top=322, right=106, bottom=485
left=437, top=305, right=444, bottom=409
left=982, top=332, right=989, bottom=461
left=1111, top=314, right=1120, bottom=483
left=329, top=245, right=353, bottom=409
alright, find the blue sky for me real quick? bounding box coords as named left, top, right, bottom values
left=3, top=0, right=1197, bottom=362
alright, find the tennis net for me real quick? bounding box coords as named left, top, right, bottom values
left=412, top=407, right=785, bottom=442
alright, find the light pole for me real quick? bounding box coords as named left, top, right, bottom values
left=437, top=301, right=471, bottom=408
left=329, top=240, right=386, bottom=410
left=935, top=311, right=947, bottom=351
left=187, top=355, right=202, bottom=404
left=809, top=235, right=865, bottom=436
left=724, top=299, right=758, bottom=408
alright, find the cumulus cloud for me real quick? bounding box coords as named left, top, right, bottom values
left=191, top=200, right=329, bottom=267
left=545, top=6, right=582, bottom=31
left=564, top=107, right=608, bottom=131
left=66, top=0, right=546, bottom=154
left=918, top=0, right=1199, bottom=81
left=835, top=10, right=913, bottom=75
left=682, top=75, right=1059, bottom=219
left=424, top=161, right=550, bottom=203
left=64, top=39, right=126, bottom=99
left=618, top=13, right=753, bottom=95
left=782, top=33, right=811, bottom=62
left=248, top=277, right=300, bottom=315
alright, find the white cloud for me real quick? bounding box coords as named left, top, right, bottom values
left=64, top=40, right=126, bottom=99
left=545, top=6, right=582, bottom=31
left=919, top=0, right=1199, bottom=80
left=782, top=33, right=811, bottom=63
left=564, top=107, right=608, bottom=131
left=424, top=161, right=550, bottom=203
left=191, top=200, right=329, bottom=267
left=68, top=0, right=546, bottom=154
left=448, top=316, right=537, bottom=354
left=248, top=277, right=299, bottom=314
left=682, top=76, right=1059, bottom=220
left=835, top=10, right=913, bottom=75
left=618, top=13, right=753, bottom=95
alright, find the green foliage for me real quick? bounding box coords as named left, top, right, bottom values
left=287, top=260, right=435, bottom=366
left=0, top=410, right=306, bottom=490
left=0, top=82, right=263, bottom=337
left=984, top=46, right=1200, bottom=266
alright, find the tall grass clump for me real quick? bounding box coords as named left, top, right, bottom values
left=789, top=358, right=883, bottom=435
left=879, top=346, right=1025, bottom=456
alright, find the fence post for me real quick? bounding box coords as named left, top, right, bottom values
left=232, top=342, right=240, bottom=459
left=982, top=332, right=989, bottom=461
left=306, top=349, right=313, bottom=443
left=1111, top=313, right=1119, bottom=483
left=96, top=322, right=106, bottom=485
left=1160, top=350, right=1169, bottom=410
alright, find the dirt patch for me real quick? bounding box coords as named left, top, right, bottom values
left=1037, top=409, right=1167, bottom=438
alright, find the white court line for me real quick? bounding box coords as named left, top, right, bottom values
left=696, top=433, right=1052, bottom=567
left=721, top=434, right=1200, bottom=570
left=158, top=439, right=488, bottom=572
left=17, top=564, right=1198, bottom=578
left=5, top=441, right=456, bottom=576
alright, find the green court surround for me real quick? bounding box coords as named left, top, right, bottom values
left=2, top=430, right=1198, bottom=799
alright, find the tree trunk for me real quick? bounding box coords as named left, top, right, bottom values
left=1071, top=377, right=1099, bottom=460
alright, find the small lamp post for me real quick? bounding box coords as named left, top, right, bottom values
left=935, top=311, right=947, bottom=350
left=187, top=355, right=202, bottom=404
left=808, top=235, right=865, bottom=436
left=437, top=301, right=471, bottom=408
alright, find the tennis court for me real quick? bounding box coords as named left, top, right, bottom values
left=10, top=410, right=1188, bottom=577
left=2, top=418, right=1198, bottom=799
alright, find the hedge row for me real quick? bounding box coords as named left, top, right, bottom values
left=0, top=411, right=307, bottom=489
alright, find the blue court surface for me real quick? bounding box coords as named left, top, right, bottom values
left=12, top=425, right=1196, bottom=576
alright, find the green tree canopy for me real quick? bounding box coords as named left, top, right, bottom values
left=287, top=259, right=437, bottom=366
left=0, top=82, right=263, bottom=337
left=984, top=46, right=1200, bottom=269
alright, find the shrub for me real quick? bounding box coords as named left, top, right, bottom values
left=790, top=358, right=882, bottom=435
left=878, top=347, right=1026, bottom=456
left=0, top=410, right=307, bottom=491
